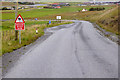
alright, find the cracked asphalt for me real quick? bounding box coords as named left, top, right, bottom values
left=3, top=20, right=118, bottom=78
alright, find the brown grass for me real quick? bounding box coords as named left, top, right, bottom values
left=2, top=21, right=72, bottom=55
left=2, top=2, right=16, bottom=6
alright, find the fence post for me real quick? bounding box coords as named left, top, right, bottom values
left=10, top=30, right=11, bottom=40
left=6, top=30, right=7, bottom=36
left=3, top=31, right=4, bottom=38
left=9, top=30, right=10, bottom=40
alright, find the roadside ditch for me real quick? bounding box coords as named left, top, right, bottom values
left=92, top=22, right=119, bottom=45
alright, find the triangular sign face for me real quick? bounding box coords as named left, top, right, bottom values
left=15, top=14, right=25, bottom=23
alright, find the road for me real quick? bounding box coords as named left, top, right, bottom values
left=4, top=21, right=118, bottom=78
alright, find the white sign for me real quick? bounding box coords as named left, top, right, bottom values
left=16, top=16, right=24, bottom=22
left=56, top=16, right=61, bottom=20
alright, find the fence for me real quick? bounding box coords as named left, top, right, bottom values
left=2, top=30, right=15, bottom=41
left=2, top=23, right=54, bottom=42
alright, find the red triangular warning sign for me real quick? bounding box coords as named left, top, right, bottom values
left=15, top=14, right=25, bottom=23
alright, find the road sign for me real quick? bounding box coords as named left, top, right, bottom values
left=56, top=16, right=61, bottom=20
left=49, top=20, right=51, bottom=24
left=15, top=14, right=25, bottom=44
left=15, top=14, right=25, bottom=30
left=35, top=18, right=38, bottom=20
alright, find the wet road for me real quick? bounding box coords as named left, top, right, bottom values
left=4, top=21, right=118, bottom=78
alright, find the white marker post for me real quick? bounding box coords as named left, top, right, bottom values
left=36, top=28, right=38, bottom=34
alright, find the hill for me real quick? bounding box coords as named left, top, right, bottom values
left=92, top=6, right=119, bottom=35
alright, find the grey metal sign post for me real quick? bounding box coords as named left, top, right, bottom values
left=19, top=30, right=21, bottom=44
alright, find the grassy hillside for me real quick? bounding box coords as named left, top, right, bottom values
left=48, top=5, right=118, bottom=35
left=1, top=5, right=114, bottom=20
left=86, top=6, right=119, bottom=35
left=95, top=7, right=118, bottom=35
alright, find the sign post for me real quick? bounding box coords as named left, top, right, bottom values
left=15, top=0, right=18, bottom=40
left=19, top=30, right=21, bottom=44
left=15, top=14, right=25, bottom=44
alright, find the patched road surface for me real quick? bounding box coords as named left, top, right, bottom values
left=4, top=21, right=118, bottom=78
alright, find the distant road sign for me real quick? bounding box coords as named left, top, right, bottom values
left=15, top=14, right=25, bottom=30
left=49, top=20, right=51, bottom=24
left=35, top=18, right=38, bottom=20
left=56, top=16, right=61, bottom=20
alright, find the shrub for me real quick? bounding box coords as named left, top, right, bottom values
left=43, top=6, right=53, bottom=9
left=89, top=7, right=105, bottom=11
left=2, top=7, right=8, bottom=10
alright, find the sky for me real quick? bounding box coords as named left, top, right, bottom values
left=1, top=0, right=119, bottom=2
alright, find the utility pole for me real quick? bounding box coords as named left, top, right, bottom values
left=15, top=0, right=18, bottom=40
left=94, top=0, right=96, bottom=4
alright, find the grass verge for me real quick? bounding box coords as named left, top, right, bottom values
left=2, top=21, right=73, bottom=55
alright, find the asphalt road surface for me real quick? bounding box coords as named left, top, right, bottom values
left=4, top=21, right=118, bottom=78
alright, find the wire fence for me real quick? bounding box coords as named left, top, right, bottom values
left=1, top=23, right=55, bottom=41
left=2, top=30, right=15, bottom=41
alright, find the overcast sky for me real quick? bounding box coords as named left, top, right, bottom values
left=1, top=0, right=119, bottom=2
